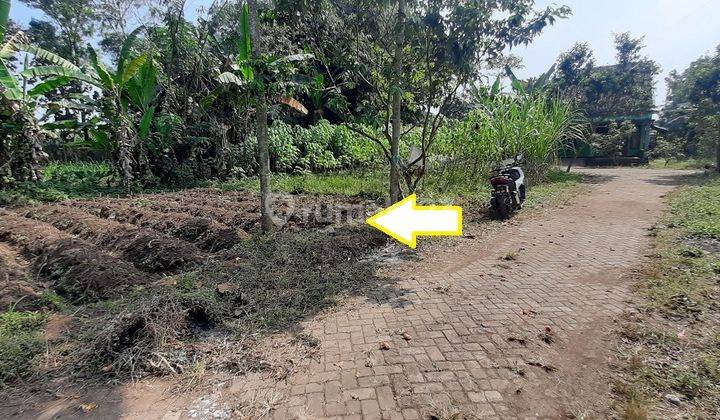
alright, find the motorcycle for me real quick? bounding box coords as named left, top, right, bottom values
left=489, top=155, right=526, bottom=219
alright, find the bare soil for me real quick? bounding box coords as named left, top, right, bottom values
left=0, top=209, right=151, bottom=300
left=25, top=205, right=206, bottom=272
left=0, top=188, right=379, bottom=305
left=0, top=242, right=38, bottom=311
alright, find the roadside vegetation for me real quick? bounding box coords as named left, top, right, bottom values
left=0, top=0, right=715, bottom=411
left=613, top=174, right=720, bottom=418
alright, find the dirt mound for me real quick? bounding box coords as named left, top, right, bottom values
left=67, top=199, right=248, bottom=251
left=0, top=210, right=151, bottom=300
left=128, top=195, right=257, bottom=229
left=25, top=205, right=203, bottom=272
left=0, top=243, right=40, bottom=311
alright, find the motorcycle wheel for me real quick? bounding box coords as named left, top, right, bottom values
left=495, top=195, right=511, bottom=219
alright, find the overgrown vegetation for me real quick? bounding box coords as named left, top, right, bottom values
left=0, top=310, right=46, bottom=387
left=55, top=226, right=387, bottom=379
left=613, top=175, right=720, bottom=418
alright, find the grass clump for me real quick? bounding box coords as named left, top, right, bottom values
left=0, top=311, right=47, bottom=387
left=647, top=158, right=713, bottom=170
left=613, top=174, right=720, bottom=417
left=0, top=162, right=124, bottom=206
left=220, top=169, right=387, bottom=200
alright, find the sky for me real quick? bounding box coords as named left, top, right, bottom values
left=9, top=0, right=720, bottom=106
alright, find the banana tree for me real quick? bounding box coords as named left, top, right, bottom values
left=215, top=1, right=311, bottom=231
left=0, top=0, right=81, bottom=184
left=20, top=27, right=153, bottom=189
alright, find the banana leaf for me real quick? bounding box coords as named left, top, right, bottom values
left=117, top=26, right=144, bottom=81
left=217, top=72, right=245, bottom=86
left=88, top=46, right=115, bottom=90
left=0, top=58, right=21, bottom=100
left=138, top=106, right=155, bottom=140
left=21, top=66, right=99, bottom=86
left=120, top=54, right=147, bottom=85
left=0, top=0, right=9, bottom=41
left=15, top=44, right=80, bottom=72
left=28, top=75, right=72, bottom=97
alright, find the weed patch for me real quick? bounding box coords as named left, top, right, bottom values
left=613, top=175, right=720, bottom=417
left=0, top=311, right=47, bottom=387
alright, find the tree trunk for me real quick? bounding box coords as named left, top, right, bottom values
left=256, top=93, right=273, bottom=230
left=716, top=135, right=720, bottom=173
left=248, top=0, right=273, bottom=231
left=389, top=0, right=405, bottom=203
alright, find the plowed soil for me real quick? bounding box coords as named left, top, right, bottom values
left=0, top=210, right=150, bottom=301
left=0, top=188, right=378, bottom=305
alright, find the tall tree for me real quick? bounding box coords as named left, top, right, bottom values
left=217, top=2, right=310, bottom=230
left=661, top=46, right=720, bottom=171
left=246, top=0, right=272, bottom=231
left=333, top=0, right=570, bottom=203
left=550, top=33, right=660, bottom=119
left=96, top=0, right=149, bottom=59
left=20, top=0, right=95, bottom=61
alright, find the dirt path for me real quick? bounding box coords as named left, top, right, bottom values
left=10, top=168, right=691, bottom=419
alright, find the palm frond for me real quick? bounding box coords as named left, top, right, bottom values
left=120, top=54, right=147, bottom=85
left=21, top=66, right=99, bottom=86
left=117, top=26, right=145, bottom=79
left=0, top=59, right=21, bottom=100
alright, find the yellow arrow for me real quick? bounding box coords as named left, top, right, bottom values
left=366, top=194, right=463, bottom=249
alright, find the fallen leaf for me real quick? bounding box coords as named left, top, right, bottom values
left=80, top=403, right=98, bottom=413
left=216, top=283, right=240, bottom=294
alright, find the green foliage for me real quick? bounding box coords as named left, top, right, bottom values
left=0, top=310, right=47, bottom=387
left=0, top=162, right=122, bottom=205
left=435, top=92, right=584, bottom=183
left=550, top=34, right=660, bottom=119
left=648, top=136, right=686, bottom=165
left=589, top=120, right=636, bottom=163
left=233, top=120, right=382, bottom=177
left=660, top=46, right=720, bottom=163
left=670, top=177, right=720, bottom=238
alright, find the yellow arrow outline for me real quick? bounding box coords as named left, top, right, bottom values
left=366, top=194, right=463, bottom=249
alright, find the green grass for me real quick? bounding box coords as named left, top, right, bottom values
left=647, top=158, right=713, bottom=170
left=0, top=311, right=47, bottom=388
left=219, top=169, right=387, bottom=200
left=218, top=167, right=584, bottom=206
left=524, top=170, right=584, bottom=208
left=613, top=173, right=720, bottom=417
left=0, top=162, right=124, bottom=206
left=669, top=178, right=720, bottom=237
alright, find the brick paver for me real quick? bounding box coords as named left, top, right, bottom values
left=225, top=169, right=688, bottom=419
